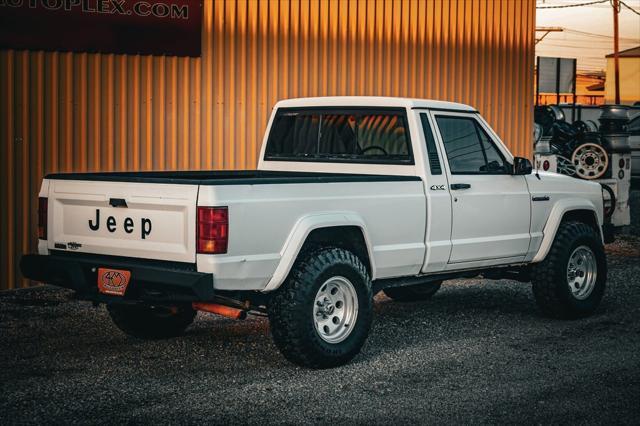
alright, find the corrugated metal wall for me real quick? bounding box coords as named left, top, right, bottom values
left=0, top=0, right=535, bottom=290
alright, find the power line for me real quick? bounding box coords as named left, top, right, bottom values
left=619, top=0, right=640, bottom=15
left=541, top=42, right=639, bottom=49
left=543, top=39, right=640, bottom=45
left=536, top=0, right=609, bottom=9
left=562, top=28, right=639, bottom=42
left=537, top=0, right=640, bottom=12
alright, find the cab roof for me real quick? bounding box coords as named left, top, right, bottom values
left=274, top=96, right=476, bottom=112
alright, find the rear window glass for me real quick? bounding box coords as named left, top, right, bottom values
left=264, top=108, right=413, bottom=164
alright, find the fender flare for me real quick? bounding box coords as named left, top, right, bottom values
left=531, top=198, right=602, bottom=263
left=261, top=212, right=376, bottom=292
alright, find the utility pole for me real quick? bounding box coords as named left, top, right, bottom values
left=612, top=0, right=621, bottom=104
left=535, top=27, right=563, bottom=45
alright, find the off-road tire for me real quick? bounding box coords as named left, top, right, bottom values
left=267, top=247, right=373, bottom=369
left=383, top=281, right=442, bottom=302
left=531, top=221, right=606, bottom=319
left=107, top=304, right=196, bottom=339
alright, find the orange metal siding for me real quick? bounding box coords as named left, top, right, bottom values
left=0, top=0, right=535, bottom=290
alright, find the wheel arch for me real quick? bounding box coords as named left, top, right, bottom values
left=532, top=200, right=603, bottom=263
left=262, top=213, right=376, bottom=292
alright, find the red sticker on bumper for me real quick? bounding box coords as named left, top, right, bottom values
left=97, top=268, right=131, bottom=296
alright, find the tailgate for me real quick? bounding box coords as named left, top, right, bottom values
left=48, top=179, right=198, bottom=263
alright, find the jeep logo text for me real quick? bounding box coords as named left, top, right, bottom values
left=88, top=209, right=152, bottom=239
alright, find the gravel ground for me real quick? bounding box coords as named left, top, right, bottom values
left=1, top=193, right=639, bottom=425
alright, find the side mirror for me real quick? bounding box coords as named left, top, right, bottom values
left=513, top=157, right=533, bottom=175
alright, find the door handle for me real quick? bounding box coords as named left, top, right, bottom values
left=450, top=183, right=471, bottom=190
left=532, top=196, right=550, bottom=202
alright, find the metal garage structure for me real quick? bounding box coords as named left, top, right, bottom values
left=0, top=0, right=535, bottom=290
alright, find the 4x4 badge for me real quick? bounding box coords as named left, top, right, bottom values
left=67, top=242, right=82, bottom=250
left=430, top=185, right=446, bottom=191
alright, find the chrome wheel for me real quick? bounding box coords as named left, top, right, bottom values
left=566, top=245, right=598, bottom=300
left=571, top=143, right=608, bottom=180
left=313, top=276, right=358, bottom=344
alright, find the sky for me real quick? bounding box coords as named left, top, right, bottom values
left=536, top=0, right=640, bottom=72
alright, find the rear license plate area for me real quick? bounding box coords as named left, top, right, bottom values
left=97, top=268, right=131, bottom=296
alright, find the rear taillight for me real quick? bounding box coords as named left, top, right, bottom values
left=197, top=207, right=228, bottom=254
left=38, top=197, right=48, bottom=240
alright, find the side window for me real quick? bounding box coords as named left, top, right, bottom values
left=435, top=116, right=509, bottom=174
left=264, top=108, right=413, bottom=164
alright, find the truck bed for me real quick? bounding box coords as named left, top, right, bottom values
left=42, top=168, right=427, bottom=286
left=45, top=170, right=420, bottom=185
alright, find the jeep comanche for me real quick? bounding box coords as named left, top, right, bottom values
left=21, top=97, right=609, bottom=368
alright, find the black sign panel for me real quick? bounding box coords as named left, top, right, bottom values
left=0, top=0, right=202, bottom=57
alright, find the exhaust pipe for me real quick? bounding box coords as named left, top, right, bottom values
left=192, top=302, right=247, bottom=320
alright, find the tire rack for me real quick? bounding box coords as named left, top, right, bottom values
left=534, top=105, right=631, bottom=228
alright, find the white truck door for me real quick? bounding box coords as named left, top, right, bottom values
left=416, top=111, right=454, bottom=273
left=430, top=112, right=531, bottom=265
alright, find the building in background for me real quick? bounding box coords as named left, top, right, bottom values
left=535, top=70, right=605, bottom=105
left=605, top=46, right=640, bottom=105
left=0, top=0, right=535, bottom=290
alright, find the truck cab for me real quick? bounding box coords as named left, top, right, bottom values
left=259, top=97, right=604, bottom=275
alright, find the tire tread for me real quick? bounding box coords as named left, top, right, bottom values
left=531, top=221, right=606, bottom=319
left=268, top=246, right=372, bottom=369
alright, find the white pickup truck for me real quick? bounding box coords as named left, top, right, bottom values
left=21, top=97, right=609, bottom=368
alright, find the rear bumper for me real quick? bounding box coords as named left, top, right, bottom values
left=20, top=254, right=215, bottom=304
